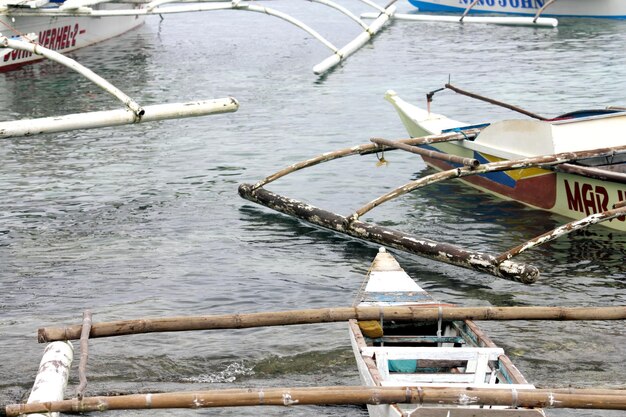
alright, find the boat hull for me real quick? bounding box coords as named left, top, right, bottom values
left=385, top=91, right=626, bottom=231
left=420, top=141, right=626, bottom=231
left=0, top=5, right=145, bottom=71
left=350, top=248, right=544, bottom=417
left=408, top=0, right=626, bottom=18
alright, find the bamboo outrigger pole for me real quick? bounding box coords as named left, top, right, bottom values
left=349, top=144, right=626, bottom=222
left=252, top=128, right=483, bottom=189
left=496, top=201, right=626, bottom=263
left=4, top=385, right=626, bottom=415
left=239, top=183, right=540, bottom=283
left=445, top=83, right=547, bottom=120
left=38, top=305, right=626, bottom=342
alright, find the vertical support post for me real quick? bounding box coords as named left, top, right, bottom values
left=27, top=341, right=74, bottom=417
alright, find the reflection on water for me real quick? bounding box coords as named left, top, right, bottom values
left=1, top=3, right=625, bottom=417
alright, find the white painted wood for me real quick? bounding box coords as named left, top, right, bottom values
left=380, top=381, right=537, bottom=389
left=313, top=5, right=395, bottom=74
left=365, top=270, right=423, bottom=292
left=0, top=98, right=239, bottom=138
left=386, top=373, right=483, bottom=384
left=361, top=12, right=558, bottom=27
left=27, top=342, right=74, bottom=417
left=364, top=346, right=504, bottom=360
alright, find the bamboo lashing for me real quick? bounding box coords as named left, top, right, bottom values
left=4, top=385, right=626, bottom=415
left=370, top=137, right=480, bottom=168
left=38, top=305, right=626, bottom=342
left=348, top=144, right=626, bottom=222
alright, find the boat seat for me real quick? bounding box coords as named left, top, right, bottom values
left=362, top=346, right=504, bottom=385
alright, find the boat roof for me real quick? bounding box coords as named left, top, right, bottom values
left=474, top=110, right=626, bottom=158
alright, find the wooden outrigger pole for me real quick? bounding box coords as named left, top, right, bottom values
left=0, top=36, right=239, bottom=138
left=8, top=305, right=626, bottom=416
left=38, top=305, right=626, bottom=342
left=5, top=385, right=626, bottom=415
left=239, top=183, right=540, bottom=283
left=239, top=130, right=626, bottom=283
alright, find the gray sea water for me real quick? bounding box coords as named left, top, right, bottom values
left=1, top=2, right=625, bottom=416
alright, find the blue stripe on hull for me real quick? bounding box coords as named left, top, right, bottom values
left=407, top=0, right=626, bottom=19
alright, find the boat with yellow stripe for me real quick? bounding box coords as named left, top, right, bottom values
left=385, top=86, right=626, bottom=231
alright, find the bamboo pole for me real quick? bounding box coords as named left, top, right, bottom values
left=349, top=144, right=626, bottom=222
left=251, top=128, right=483, bottom=189
left=38, top=305, right=626, bottom=342
left=371, top=137, right=480, bottom=167
left=496, top=204, right=626, bottom=263
left=5, top=385, right=626, bottom=415
left=238, top=184, right=540, bottom=283
left=445, top=83, right=547, bottom=120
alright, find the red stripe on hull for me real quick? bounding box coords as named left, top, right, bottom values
left=423, top=156, right=557, bottom=210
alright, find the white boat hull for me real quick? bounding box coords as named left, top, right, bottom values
left=385, top=91, right=626, bottom=231
left=1, top=4, right=145, bottom=71
left=408, top=0, right=626, bottom=18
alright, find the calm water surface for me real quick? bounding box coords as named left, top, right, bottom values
left=1, top=2, right=625, bottom=416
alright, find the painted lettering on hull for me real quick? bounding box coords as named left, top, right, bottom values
left=3, top=24, right=81, bottom=63
left=459, top=0, right=545, bottom=9
left=564, top=180, right=626, bottom=222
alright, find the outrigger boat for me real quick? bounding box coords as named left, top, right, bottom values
left=385, top=84, right=626, bottom=232
left=0, top=0, right=396, bottom=74
left=349, top=247, right=544, bottom=417
left=0, top=34, right=239, bottom=137
left=406, top=0, right=626, bottom=19
left=0, top=1, right=145, bottom=71
left=238, top=84, right=626, bottom=282
left=4, top=248, right=626, bottom=416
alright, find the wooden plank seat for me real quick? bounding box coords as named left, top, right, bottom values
left=362, top=346, right=506, bottom=385
left=377, top=335, right=466, bottom=345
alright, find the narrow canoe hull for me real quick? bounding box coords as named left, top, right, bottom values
left=408, top=0, right=626, bottom=19
left=385, top=91, right=626, bottom=231
left=350, top=248, right=544, bottom=417
left=0, top=5, right=145, bottom=71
